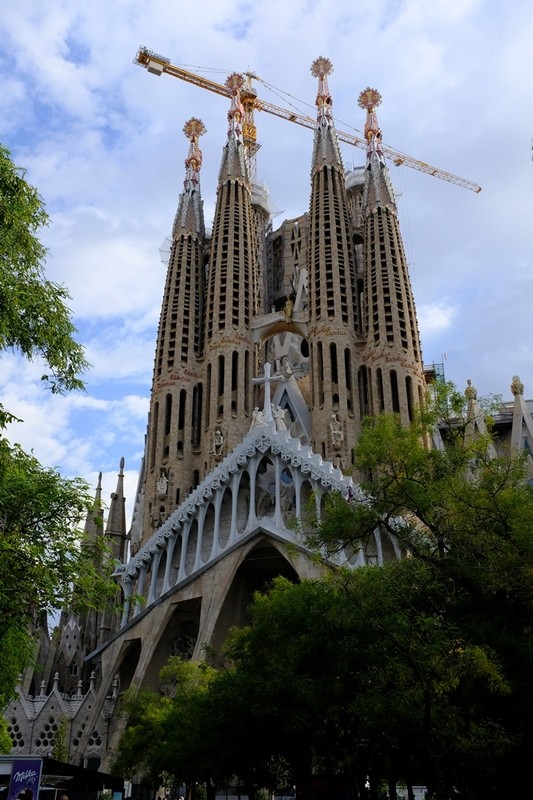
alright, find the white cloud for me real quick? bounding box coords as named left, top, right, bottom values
left=418, top=301, right=457, bottom=335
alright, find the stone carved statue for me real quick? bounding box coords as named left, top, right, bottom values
left=464, top=378, right=477, bottom=401
left=156, top=471, right=168, bottom=498
left=272, top=405, right=288, bottom=431
left=212, top=428, right=224, bottom=459
left=511, top=375, right=524, bottom=396
left=283, top=296, right=294, bottom=323
left=329, top=412, right=344, bottom=449
left=250, top=406, right=267, bottom=430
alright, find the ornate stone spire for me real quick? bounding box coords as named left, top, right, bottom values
left=358, top=88, right=425, bottom=422
left=83, top=471, right=104, bottom=542
left=226, top=72, right=246, bottom=142
left=105, top=457, right=127, bottom=562
left=142, top=124, right=208, bottom=541
left=203, top=75, right=260, bottom=457
left=173, top=117, right=206, bottom=239
left=216, top=73, right=249, bottom=183
left=306, top=57, right=361, bottom=466
left=359, top=88, right=386, bottom=167
left=183, top=117, right=205, bottom=189
left=358, top=87, right=395, bottom=211
left=309, top=56, right=343, bottom=171
left=312, top=56, right=334, bottom=124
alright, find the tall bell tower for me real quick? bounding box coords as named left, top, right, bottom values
left=358, top=88, right=426, bottom=421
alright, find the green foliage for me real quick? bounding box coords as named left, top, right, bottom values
left=0, top=143, right=88, bottom=393
left=0, top=436, right=118, bottom=708
left=0, top=626, right=34, bottom=712
left=309, top=391, right=533, bottom=798
left=210, top=565, right=510, bottom=798
left=51, top=716, right=69, bottom=762
left=0, top=718, right=13, bottom=755
left=0, top=144, right=117, bottom=723
left=113, top=659, right=219, bottom=789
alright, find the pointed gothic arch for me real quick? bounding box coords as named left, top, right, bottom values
left=209, top=538, right=300, bottom=654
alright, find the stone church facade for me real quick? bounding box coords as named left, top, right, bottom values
left=8, top=57, right=530, bottom=772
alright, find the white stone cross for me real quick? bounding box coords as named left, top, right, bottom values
left=251, top=362, right=283, bottom=424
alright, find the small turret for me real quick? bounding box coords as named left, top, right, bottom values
left=83, top=471, right=104, bottom=542
left=105, top=457, right=127, bottom=562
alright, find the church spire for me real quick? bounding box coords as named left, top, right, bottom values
left=309, top=57, right=344, bottom=172
left=83, top=471, right=104, bottom=542
left=172, top=117, right=207, bottom=238
left=105, top=457, right=127, bottom=562
left=217, top=72, right=249, bottom=183
left=313, top=56, right=333, bottom=124
left=306, top=57, right=361, bottom=468
left=358, top=88, right=395, bottom=211
left=203, top=75, right=260, bottom=456
left=358, top=88, right=425, bottom=422
left=141, top=124, right=207, bottom=542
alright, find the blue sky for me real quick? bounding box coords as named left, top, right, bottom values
left=1, top=0, right=533, bottom=521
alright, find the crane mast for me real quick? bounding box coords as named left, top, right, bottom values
left=134, top=46, right=481, bottom=194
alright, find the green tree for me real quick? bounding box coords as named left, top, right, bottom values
left=207, top=566, right=508, bottom=800
left=113, top=658, right=220, bottom=799
left=0, top=144, right=113, bottom=728
left=0, top=143, right=88, bottom=394
left=312, top=395, right=533, bottom=799
left=0, top=438, right=117, bottom=712
left=51, top=716, right=69, bottom=762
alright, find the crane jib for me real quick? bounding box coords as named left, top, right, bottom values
left=134, top=46, right=482, bottom=194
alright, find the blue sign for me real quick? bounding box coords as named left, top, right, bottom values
left=8, top=759, right=43, bottom=800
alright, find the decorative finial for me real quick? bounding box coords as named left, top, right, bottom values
left=225, top=73, right=245, bottom=141
left=357, top=87, right=382, bottom=112
left=464, top=378, right=477, bottom=402
left=311, top=57, right=333, bottom=122
left=358, top=87, right=384, bottom=167
left=183, top=117, right=206, bottom=188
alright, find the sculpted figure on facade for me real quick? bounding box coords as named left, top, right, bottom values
left=156, top=470, right=168, bottom=498
left=284, top=296, right=294, bottom=323
left=511, top=375, right=524, bottom=396
left=464, top=379, right=477, bottom=402
left=330, top=412, right=344, bottom=449
left=250, top=407, right=267, bottom=430
left=272, top=405, right=288, bottom=431
left=212, top=428, right=225, bottom=460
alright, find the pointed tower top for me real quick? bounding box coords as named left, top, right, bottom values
left=83, top=471, right=104, bottom=541
left=173, top=118, right=207, bottom=239
left=225, top=72, right=246, bottom=142
left=309, top=57, right=343, bottom=174
left=183, top=117, right=206, bottom=190
left=105, top=457, right=127, bottom=561
left=311, top=57, right=333, bottom=123
left=358, top=87, right=385, bottom=168
left=358, top=87, right=396, bottom=212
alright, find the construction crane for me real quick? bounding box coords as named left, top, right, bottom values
left=134, top=46, right=482, bottom=194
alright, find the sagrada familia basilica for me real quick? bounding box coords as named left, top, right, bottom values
left=5, top=57, right=533, bottom=772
